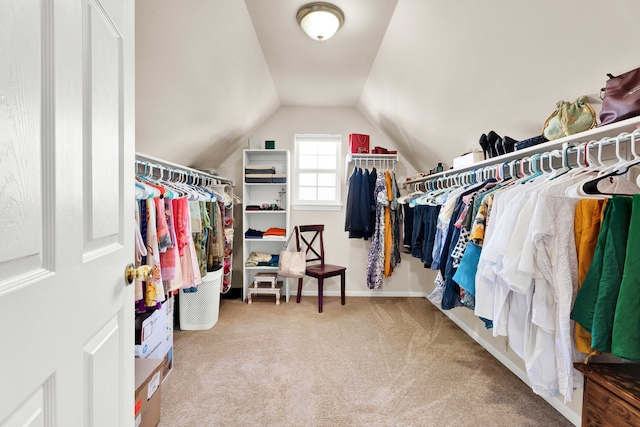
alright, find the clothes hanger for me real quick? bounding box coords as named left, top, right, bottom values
left=398, top=182, right=422, bottom=204
left=548, top=142, right=576, bottom=181
left=138, top=163, right=167, bottom=195
left=135, top=163, right=162, bottom=198
left=134, top=161, right=151, bottom=199
left=563, top=140, right=605, bottom=198
left=519, top=153, right=544, bottom=184
left=203, top=176, right=226, bottom=202
left=164, top=170, right=189, bottom=198
left=153, top=165, right=178, bottom=199
left=192, top=173, right=215, bottom=201
left=581, top=132, right=640, bottom=197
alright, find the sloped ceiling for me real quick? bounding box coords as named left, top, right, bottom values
left=136, top=0, right=640, bottom=174
left=358, top=0, right=640, bottom=173
left=135, top=0, right=280, bottom=167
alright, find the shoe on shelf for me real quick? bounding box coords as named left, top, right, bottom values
left=502, top=136, right=518, bottom=153
left=487, top=131, right=503, bottom=157
left=479, top=134, right=490, bottom=159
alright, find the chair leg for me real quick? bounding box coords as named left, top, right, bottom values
left=340, top=272, right=345, bottom=305
left=318, top=278, right=323, bottom=313
left=296, top=277, right=303, bottom=303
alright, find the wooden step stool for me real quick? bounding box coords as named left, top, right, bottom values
left=247, top=272, right=281, bottom=305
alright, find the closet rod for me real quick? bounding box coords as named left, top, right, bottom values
left=135, top=151, right=234, bottom=186
left=404, top=117, right=640, bottom=188
left=344, top=153, right=399, bottom=183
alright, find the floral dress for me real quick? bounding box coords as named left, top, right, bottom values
left=366, top=172, right=388, bottom=289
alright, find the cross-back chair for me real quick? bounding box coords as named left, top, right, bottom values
left=295, top=225, right=346, bottom=313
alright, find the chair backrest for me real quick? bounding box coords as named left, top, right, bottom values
left=295, top=225, right=325, bottom=266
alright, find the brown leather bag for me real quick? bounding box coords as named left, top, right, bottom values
left=599, top=66, right=640, bottom=126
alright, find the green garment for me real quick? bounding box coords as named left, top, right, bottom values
left=571, top=196, right=632, bottom=352
left=611, top=195, right=640, bottom=362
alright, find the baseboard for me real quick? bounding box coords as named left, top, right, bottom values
left=295, top=290, right=428, bottom=298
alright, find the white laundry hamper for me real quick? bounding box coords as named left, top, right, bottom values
left=179, top=268, right=223, bottom=330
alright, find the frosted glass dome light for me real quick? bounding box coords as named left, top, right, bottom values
left=297, top=3, right=344, bottom=41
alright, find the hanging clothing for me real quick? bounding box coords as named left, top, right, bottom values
left=390, top=173, right=402, bottom=269
left=573, top=199, right=606, bottom=354
left=155, top=198, right=171, bottom=252
left=134, top=202, right=147, bottom=302
left=160, top=199, right=177, bottom=282
left=366, top=173, right=387, bottom=289
left=383, top=171, right=393, bottom=277
left=571, top=196, right=632, bottom=352
left=611, top=195, right=640, bottom=362
left=345, top=167, right=374, bottom=239
left=145, top=198, right=165, bottom=307
left=207, top=200, right=225, bottom=270
left=174, top=198, right=203, bottom=291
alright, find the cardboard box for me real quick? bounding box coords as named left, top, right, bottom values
left=453, top=151, right=484, bottom=169
left=135, top=297, right=174, bottom=358
left=135, top=302, right=168, bottom=358
left=157, top=346, right=173, bottom=383
left=135, top=358, right=163, bottom=427
left=136, top=297, right=174, bottom=388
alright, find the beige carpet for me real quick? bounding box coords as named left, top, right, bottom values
left=159, top=296, right=573, bottom=427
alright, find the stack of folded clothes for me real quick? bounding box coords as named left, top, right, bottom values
left=244, top=252, right=280, bottom=267
left=263, top=227, right=286, bottom=238
left=244, top=164, right=286, bottom=184
left=245, top=228, right=264, bottom=239
left=245, top=165, right=276, bottom=183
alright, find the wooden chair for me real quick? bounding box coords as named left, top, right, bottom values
left=295, top=225, right=346, bottom=313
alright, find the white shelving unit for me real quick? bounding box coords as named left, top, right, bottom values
left=242, top=149, right=291, bottom=302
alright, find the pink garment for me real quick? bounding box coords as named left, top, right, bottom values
left=159, top=199, right=176, bottom=281
left=134, top=202, right=147, bottom=302
left=155, top=198, right=171, bottom=252
left=145, top=199, right=165, bottom=306
left=173, top=198, right=202, bottom=288
left=162, top=199, right=183, bottom=292
left=173, top=199, right=188, bottom=257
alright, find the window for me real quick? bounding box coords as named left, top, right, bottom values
left=293, top=134, right=341, bottom=210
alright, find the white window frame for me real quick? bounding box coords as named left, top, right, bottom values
left=293, top=134, right=342, bottom=211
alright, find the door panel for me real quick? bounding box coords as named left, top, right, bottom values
left=85, top=0, right=122, bottom=244
left=84, top=316, right=121, bottom=427
left=0, top=0, right=134, bottom=425
left=0, top=377, right=54, bottom=427
left=0, top=0, right=48, bottom=289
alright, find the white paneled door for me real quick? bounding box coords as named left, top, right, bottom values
left=0, top=0, right=135, bottom=426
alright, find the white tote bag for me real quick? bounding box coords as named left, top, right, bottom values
left=277, top=227, right=306, bottom=278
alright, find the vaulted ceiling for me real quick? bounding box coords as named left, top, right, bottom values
left=135, top=0, right=640, bottom=174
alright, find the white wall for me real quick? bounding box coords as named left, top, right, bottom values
left=217, top=106, right=431, bottom=297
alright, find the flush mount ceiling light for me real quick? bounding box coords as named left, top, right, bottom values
left=296, top=2, right=344, bottom=41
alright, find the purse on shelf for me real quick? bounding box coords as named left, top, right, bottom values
left=277, top=227, right=306, bottom=278
left=542, top=96, right=597, bottom=140
left=599, top=66, right=640, bottom=127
